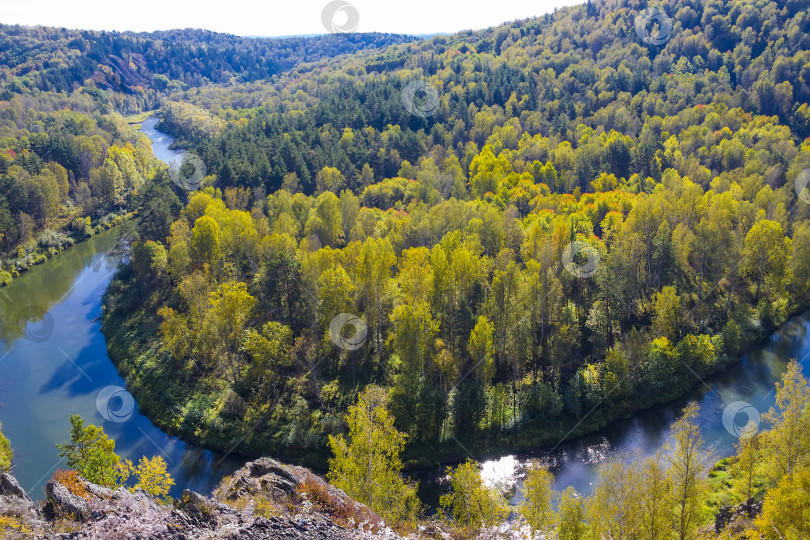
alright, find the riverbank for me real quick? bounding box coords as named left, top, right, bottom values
left=0, top=210, right=128, bottom=288
left=100, top=273, right=809, bottom=475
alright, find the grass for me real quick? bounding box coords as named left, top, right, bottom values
left=0, top=421, right=11, bottom=472
left=296, top=472, right=381, bottom=530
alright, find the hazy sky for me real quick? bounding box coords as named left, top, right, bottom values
left=2, top=0, right=584, bottom=36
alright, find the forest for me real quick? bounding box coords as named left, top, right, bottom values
left=103, top=0, right=810, bottom=467
left=2, top=0, right=810, bottom=537
left=0, top=90, right=155, bottom=287
left=0, top=24, right=417, bottom=109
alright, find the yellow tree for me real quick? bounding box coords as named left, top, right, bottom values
left=638, top=453, right=673, bottom=540
left=204, top=282, right=254, bottom=380
left=735, top=421, right=761, bottom=502
left=557, top=487, right=588, bottom=540
left=190, top=215, right=222, bottom=269
left=467, top=315, right=495, bottom=384
left=118, top=456, right=175, bottom=498
left=753, top=466, right=810, bottom=540
left=439, top=459, right=508, bottom=532
left=587, top=452, right=641, bottom=540
left=743, top=219, right=791, bottom=302
left=519, top=460, right=555, bottom=537
left=651, top=285, right=681, bottom=342
left=356, top=237, right=396, bottom=358
left=327, top=386, right=420, bottom=523
left=0, top=421, right=12, bottom=472
left=763, top=359, right=810, bottom=482
left=665, top=403, right=712, bottom=540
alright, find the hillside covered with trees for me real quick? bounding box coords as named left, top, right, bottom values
left=0, top=91, right=158, bottom=287
left=104, top=0, right=810, bottom=467
left=3, top=0, right=810, bottom=537
left=0, top=24, right=418, bottom=110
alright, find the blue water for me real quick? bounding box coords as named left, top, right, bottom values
left=140, top=116, right=185, bottom=165
left=0, top=141, right=241, bottom=502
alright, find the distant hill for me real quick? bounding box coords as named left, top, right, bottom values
left=0, top=25, right=420, bottom=96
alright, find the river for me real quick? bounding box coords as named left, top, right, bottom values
left=140, top=116, right=186, bottom=164
left=0, top=118, right=241, bottom=500
left=1, top=117, right=808, bottom=508
left=412, top=313, right=809, bottom=508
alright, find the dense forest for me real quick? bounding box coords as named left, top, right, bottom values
left=0, top=24, right=417, bottom=110
left=0, top=24, right=419, bottom=284
left=104, top=0, right=810, bottom=468
left=0, top=91, right=156, bottom=286
left=2, top=0, right=810, bottom=537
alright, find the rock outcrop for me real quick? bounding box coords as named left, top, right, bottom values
left=715, top=497, right=764, bottom=534
left=0, top=459, right=400, bottom=539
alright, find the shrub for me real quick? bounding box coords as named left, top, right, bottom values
left=297, top=474, right=379, bottom=529
left=50, top=470, right=91, bottom=501
left=36, top=229, right=73, bottom=251
left=0, top=515, right=31, bottom=535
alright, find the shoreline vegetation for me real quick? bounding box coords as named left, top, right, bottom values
left=0, top=360, right=807, bottom=538
left=97, top=0, right=810, bottom=478
left=5, top=0, right=810, bottom=537
left=0, top=210, right=128, bottom=288
left=0, top=93, right=166, bottom=289
left=101, top=275, right=809, bottom=471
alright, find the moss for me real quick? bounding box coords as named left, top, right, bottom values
left=0, top=421, right=12, bottom=472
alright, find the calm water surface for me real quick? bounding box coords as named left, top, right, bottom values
left=0, top=122, right=241, bottom=500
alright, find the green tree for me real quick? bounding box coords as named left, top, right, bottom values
left=327, top=386, right=421, bottom=523
left=56, top=415, right=124, bottom=489
left=131, top=240, right=168, bottom=285
left=440, top=459, right=508, bottom=531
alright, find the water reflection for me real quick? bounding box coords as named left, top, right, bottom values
left=0, top=228, right=242, bottom=499
left=416, top=313, right=810, bottom=510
